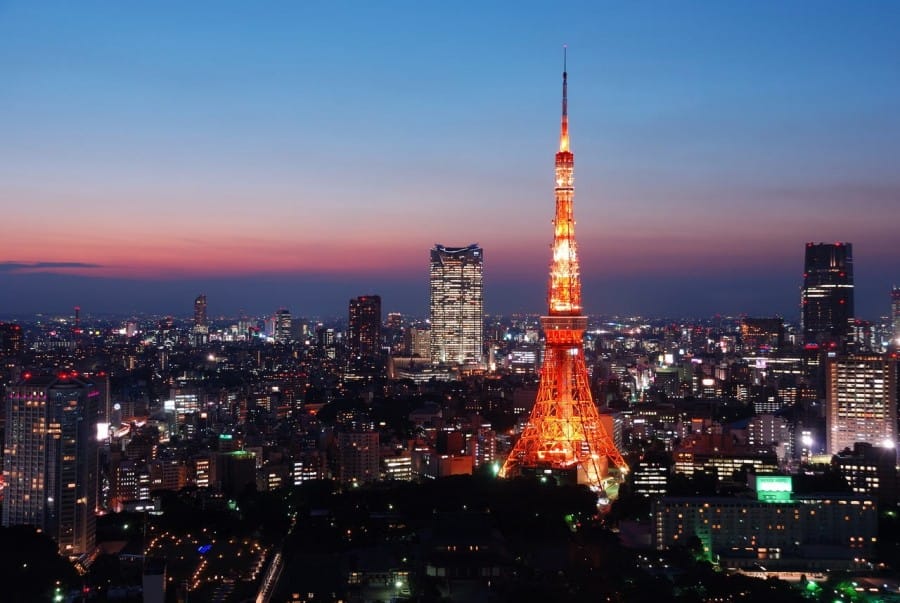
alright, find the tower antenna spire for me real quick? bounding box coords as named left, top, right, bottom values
left=559, top=45, right=569, bottom=152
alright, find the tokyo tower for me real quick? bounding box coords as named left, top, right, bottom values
left=500, top=53, right=628, bottom=493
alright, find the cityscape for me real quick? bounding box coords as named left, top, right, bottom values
left=2, top=3, right=900, bottom=603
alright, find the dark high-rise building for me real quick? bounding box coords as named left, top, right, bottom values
left=316, top=324, right=337, bottom=359
left=740, top=317, right=785, bottom=354
left=336, top=431, right=380, bottom=485
left=429, top=244, right=484, bottom=365
left=3, top=373, right=99, bottom=556
left=193, top=294, right=207, bottom=328
left=193, top=294, right=208, bottom=345
left=892, top=286, right=900, bottom=345
left=348, top=295, right=382, bottom=365
left=0, top=322, right=24, bottom=356
left=801, top=242, right=854, bottom=346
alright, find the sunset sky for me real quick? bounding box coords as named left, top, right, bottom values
left=1, top=2, right=898, bottom=319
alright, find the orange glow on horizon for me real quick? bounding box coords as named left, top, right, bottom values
left=2, top=234, right=431, bottom=279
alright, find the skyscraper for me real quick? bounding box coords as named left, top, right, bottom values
left=801, top=242, right=854, bottom=346
left=193, top=294, right=208, bottom=345
left=0, top=321, right=24, bottom=356
left=348, top=295, right=382, bottom=366
left=826, top=354, right=898, bottom=455
left=3, top=373, right=99, bottom=556
left=274, top=308, right=292, bottom=344
left=500, top=55, right=628, bottom=493
left=892, top=286, right=900, bottom=345
left=429, top=244, right=484, bottom=365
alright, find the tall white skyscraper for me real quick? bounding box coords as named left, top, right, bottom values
left=429, top=244, right=484, bottom=365
left=826, top=354, right=898, bottom=455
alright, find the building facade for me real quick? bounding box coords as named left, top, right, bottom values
left=892, top=286, right=900, bottom=345
left=653, top=488, right=877, bottom=570
left=274, top=308, right=292, bottom=344
left=826, top=353, right=898, bottom=455
left=801, top=242, right=854, bottom=346
left=0, top=321, right=24, bottom=356
left=337, top=431, right=380, bottom=485
left=3, top=374, right=99, bottom=556
left=429, top=244, right=484, bottom=366
left=348, top=295, right=382, bottom=366
left=192, top=293, right=208, bottom=345
left=740, top=317, right=784, bottom=354
left=833, top=442, right=900, bottom=509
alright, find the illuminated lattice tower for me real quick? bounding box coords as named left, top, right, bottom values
left=500, top=56, right=628, bottom=492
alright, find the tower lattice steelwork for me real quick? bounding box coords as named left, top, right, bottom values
left=500, top=55, right=628, bottom=492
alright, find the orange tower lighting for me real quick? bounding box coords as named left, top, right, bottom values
left=500, top=51, right=628, bottom=493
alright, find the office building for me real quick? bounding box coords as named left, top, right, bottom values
left=337, top=431, right=380, bottom=485
left=192, top=294, right=208, bottom=345
left=826, top=354, right=898, bottom=455
left=653, top=477, right=877, bottom=571
left=673, top=434, right=778, bottom=480
left=3, top=373, right=99, bottom=556
left=405, top=326, right=431, bottom=358
left=833, top=442, right=900, bottom=509
left=740, top=317, right=784, bottom=354
left=747, top=414, right=793, bottom=460
left=110, top=460, right=151, bottom=511
left=316, top=324, right=337, bottom=359
left=801, top=242, right=854, bottom=346
left=382, top=452, right=414, bottom=481
left=348, top=295, right=382, bottom=365
left=429, top=244, right=484, bottom=365
left=274, top=308, right=292, bottom=344
left=632, top=453, right=671, bottom=497
left=0, top=322, right=24, bottom=356
left=892, top=286, right=900, bottom=345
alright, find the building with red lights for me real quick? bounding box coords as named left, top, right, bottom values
left=802, top=242, right=854, bottom=346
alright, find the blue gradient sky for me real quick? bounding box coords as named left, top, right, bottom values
left=1, top=2, right=898, bottom=319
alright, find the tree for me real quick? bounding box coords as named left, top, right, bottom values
left=0, top=526, right=79, bottom=602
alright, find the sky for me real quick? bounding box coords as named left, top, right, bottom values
left=1, top=1, right=898, bottom=320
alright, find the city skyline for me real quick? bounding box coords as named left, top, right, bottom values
left=2, top=2, right=899, bottom=319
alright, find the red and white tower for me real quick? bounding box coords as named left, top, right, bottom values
left=500, top=54, right=628, bottom=492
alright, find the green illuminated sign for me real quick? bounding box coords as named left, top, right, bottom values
left=756, top=476, right=792, bottom=502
